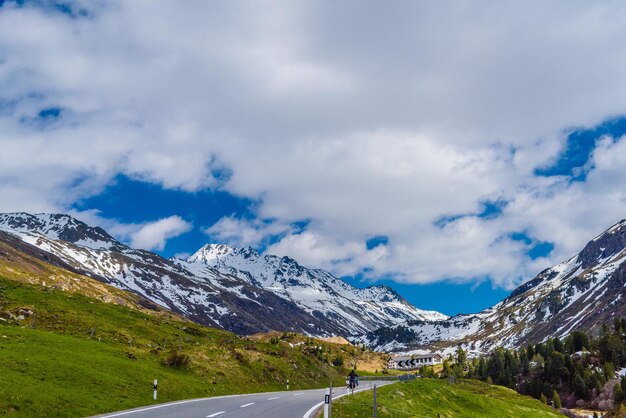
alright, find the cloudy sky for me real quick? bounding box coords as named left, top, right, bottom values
left=2, top=0, right=626, bottom=315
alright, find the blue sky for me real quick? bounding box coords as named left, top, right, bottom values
left=2, top=1, right=626, bottom=316
left=74, top=175, right=256, bottom=257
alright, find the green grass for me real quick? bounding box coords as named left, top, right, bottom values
left=335, top=378, right=565, bottom=418
left=0, top=326, right=212, bottom=417
left=0, top=276, right=350, bottom=417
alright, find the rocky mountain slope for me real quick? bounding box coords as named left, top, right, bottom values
left=0, top=212, right=443, bottom=336
left=179, top=243, right=445, bottom=330
left=358, top=219, right=626, bottom=355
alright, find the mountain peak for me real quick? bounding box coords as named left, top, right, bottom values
left=187, top=243, right=260, bottom=264
left=0, top=212, right=119, bottom=249
left=578, top=219, right=626, bottom=269
left=363, top=284, right=402, bottom=301
left=188, top=242, right=449, bottom=325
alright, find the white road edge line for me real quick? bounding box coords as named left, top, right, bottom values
left=240, top=403, right=255, bottom=408
left=267, top=396, right=280, bottom=400
left=207, top=412, right=225, bottom=417
left=98, top=395, right=244, bottom=417
left=302, top=382, right=394, bottom=418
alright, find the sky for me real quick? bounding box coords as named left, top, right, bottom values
left=1, top=1, right=626, bottom=316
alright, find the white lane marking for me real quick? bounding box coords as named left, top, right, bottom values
left=293, top=393, right=305, bottom=396
left=207, top=412, right=225, bottom=417
left=99, top=394, right=244, bottom=417
left=267, top=396, right=280, bottom=400
left=98, top=385, right=357, bottom=418
left=240, top=403, right=255, bottom=408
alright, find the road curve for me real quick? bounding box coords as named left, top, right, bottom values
left=93, top=380, right=395, bottom=418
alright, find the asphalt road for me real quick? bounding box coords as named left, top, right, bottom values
left=94, top=380, right=395, bottom=418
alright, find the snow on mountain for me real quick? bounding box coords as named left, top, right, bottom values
left=0, top=212, right=446, bottom=337
left=357, top=219, right=626, bottom=355
left=0, top=212, right=119, bottom=250
left=178, top=243, right=447, bottom=334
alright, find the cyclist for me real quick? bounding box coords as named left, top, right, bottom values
left=348, top=369, right=359, bottom=389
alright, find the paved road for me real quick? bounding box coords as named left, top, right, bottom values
left=94, top=380, right=395, bottom=418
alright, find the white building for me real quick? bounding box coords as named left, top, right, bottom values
left=388, top=354, right=443, bottom=371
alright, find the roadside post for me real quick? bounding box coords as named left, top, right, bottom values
left=286, top=379, right=289, bottom=390
left=329, top=382, right=333, bottom=415
left=373, top=384, right=377, bottom=418
left=323, top=387, right=331, bottom=418
left=153, top=379, right=158, bottom=400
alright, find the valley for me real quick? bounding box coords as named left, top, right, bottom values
left=2, top=212, right=626, bottom=417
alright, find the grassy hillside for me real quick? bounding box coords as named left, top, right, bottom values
left=0, top=256, right=372, bottom=418
left=0, top=237, right=173, bottom=317
left=248, top=331, right=390, bottom=373
left=336, top=378, right=564, bottom=417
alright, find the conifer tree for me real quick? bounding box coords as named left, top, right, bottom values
left=552, top=389, right=561, bottom=408
left=456, top=346, right=467, bottom=368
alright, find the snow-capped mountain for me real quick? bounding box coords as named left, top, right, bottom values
left=0, top=212, right=119, bottom=250
left=178, top=243, right=446, bottom=331
left=0, top=212, right=445, bottom=337
left=358, top=219, right=626, bottom=355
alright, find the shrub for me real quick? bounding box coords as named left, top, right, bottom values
left=163, top=351, right=190, bottom=368
left=332, top=354, right=344, bottom=367
left=421, top=366, right=437, bottom=378
left=231, top=349, right=249, bottom=365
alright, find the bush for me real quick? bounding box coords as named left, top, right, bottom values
left=231, top=349, right=249, bottom=365
left=421, top=366, right=437, bottom=378
left=332, top=354, right=344, bottom=367
left=163, top=351, right=190, bottom=369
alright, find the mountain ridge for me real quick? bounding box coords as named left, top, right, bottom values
left=0, top=211, right=444, bottom=337
left=357, top=218, right=626, bottom=354
left=7, top=211, right=624, bottom=355
left=181, top=242, right=445, bottom=318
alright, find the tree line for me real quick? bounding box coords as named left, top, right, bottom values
left=420, top=318, right=626, bottom=415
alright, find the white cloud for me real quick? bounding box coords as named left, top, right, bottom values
left=70, top=209, right=192, bottom=252
left=1, top=1, right=626, bottom=289
left=129, top=216, right=192, bottom=251
left=204, top=216, right=293, bottom=247
left=266, top=230, right=389, bottom=278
